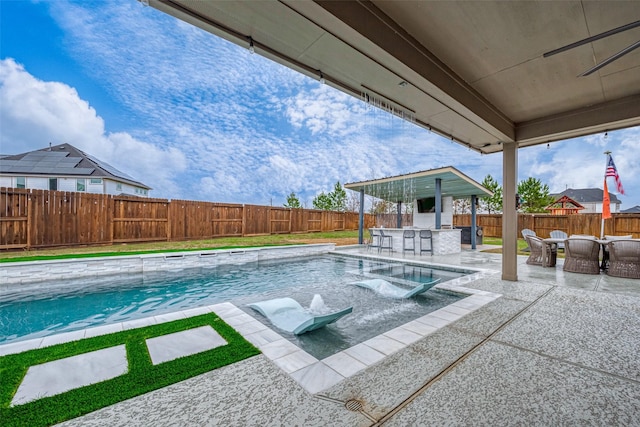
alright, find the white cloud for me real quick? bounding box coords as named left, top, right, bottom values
left=0, top=58, right=104, bottom=153
left=0, top=58, right=186, bottom=196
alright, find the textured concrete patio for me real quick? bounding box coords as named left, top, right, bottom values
left=41, top=247, right=640, bottom=425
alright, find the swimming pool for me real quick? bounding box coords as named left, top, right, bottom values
left=0, top=254, right=471, bottom=359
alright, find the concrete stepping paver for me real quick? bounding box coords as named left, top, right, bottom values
left=146, top=325, right=227, bottom=365
left=11, top=345, right=128, bottom=406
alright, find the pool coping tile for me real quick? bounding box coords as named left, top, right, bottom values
left=323, top=351, right=368, bottom=377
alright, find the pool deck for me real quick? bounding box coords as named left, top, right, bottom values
left=12, top=246, right=640, bottom=425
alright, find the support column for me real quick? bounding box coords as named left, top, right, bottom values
left=435, top=178, right=442, bottom=229
left=396, top=201, right=402, bottom=228
left=358, top=189, right=364, bottom=244
left=502, top=142, right=518, bottom=281
left=471, top=195, right=477, bottom=249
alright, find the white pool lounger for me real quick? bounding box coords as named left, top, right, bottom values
left=352, top=278, right=441, bottom=299
left=248, top=297, right=353, bottom=335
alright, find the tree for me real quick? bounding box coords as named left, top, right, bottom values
left=283, top=192, right=301, bottom=209
left=480, top=174, right=502, bottom=213
left=312, top=192, right=333, bottom=210
left=517, top=177, right=554, bottom=213
left=329, top=181, right=347, bottom=212
left=312, top=181, right=347, bottom=211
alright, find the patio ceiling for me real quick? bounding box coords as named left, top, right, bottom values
left=344, top=166, right=492, bottom=203
left=148, top=0, right=640, bottom=154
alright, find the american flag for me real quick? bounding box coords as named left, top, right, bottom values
left=605, top=154, right=624, bottom=195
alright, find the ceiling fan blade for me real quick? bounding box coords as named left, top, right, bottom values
left=581, top=39, right=640, bottom=76
left=543, top=20, right=640, bottom=58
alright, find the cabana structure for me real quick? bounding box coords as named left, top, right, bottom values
left=545, top=195, right=585, bottom=215
left=345, top=166, right=492, bottom=253
left=147, top=1, right=640, bottom=281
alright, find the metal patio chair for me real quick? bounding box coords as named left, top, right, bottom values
left=549, top=230, right=568, bottom=251
left=403, top=229, right=416, bottom=254
left=419, top=229, right=433, bottom=255
left=379, top=229, right=393, bottom=253
left=367, top=228, right=380, bottom=252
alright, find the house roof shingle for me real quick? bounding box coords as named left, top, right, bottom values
left=0, top=144, right=150, bottom=190
left=551, top=188, right=621, bottom=204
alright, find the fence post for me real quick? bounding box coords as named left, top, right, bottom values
left=242, top=204, right=246, bottom=237
left=167, top=199, right=172, bottom=242
left=26, top=189, right=32, bottom=250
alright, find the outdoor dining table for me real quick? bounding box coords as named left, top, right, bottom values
left=541, top=237, right=610, bottom=269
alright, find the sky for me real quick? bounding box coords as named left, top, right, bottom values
left=1, top=1, right=639, bottom=210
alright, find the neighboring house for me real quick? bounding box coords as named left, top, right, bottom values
left=621, top=205, right=640, bottom=213
left=0, top=143, right=151, bottom=197
left=550, top=188, right=621, bottom=214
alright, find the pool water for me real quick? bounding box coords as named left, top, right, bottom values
left=0, top=255, right=469, bottom=359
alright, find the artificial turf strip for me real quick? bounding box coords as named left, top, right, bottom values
left=0, top=244, right=292, bottom=263
left=0, top=313, right=260, bottom=427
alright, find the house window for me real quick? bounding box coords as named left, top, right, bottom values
left=116, top=183, right=122, bottom=191
left=49, top=178, right=58, bottom=191
left=16, top=177, right=26, bottom=189
left=76, top=179, right=86, bottom=192
left=90, top=178, right=102, bottom=184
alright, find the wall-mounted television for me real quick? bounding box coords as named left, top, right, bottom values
left=416, top=197, right=442, bottom=213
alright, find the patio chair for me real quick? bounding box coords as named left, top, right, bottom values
left=563, top=238, right=601, bottom=274
left=606, top=240, right=640, bottom=279
left=525, top=235, right=556, bottom=267
left=549, top=230, right=568, bottom=251
left=521, top=229, right=536, bottom=252
left=402, top=229, right=416, bottom=254
left=601, top=235, right=632, bottom=270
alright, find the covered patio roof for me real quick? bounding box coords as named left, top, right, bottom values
left=344, top=166, right=492, bottom=203
left=148, top=0, right=640, bottom=153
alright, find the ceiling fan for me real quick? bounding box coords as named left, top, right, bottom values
left=543, top=20, right=640, bottom=76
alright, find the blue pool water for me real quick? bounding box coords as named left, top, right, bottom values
left=0, top=255, right=470, bottom=358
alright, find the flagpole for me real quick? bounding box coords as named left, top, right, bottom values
left=601, top=150, right=611, bottom=239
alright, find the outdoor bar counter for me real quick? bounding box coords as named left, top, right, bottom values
left=371, top=228, right=461, bottom=255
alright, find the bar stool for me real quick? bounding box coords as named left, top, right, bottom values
left=403, top=229, right=416, bottom=254
left=419, top=230, right=433, bottom=255
left=367, top=228, right=380, bottom=252
left=379, top=229, right=393, bottom=253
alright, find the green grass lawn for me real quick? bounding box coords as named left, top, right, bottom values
left=0, top=230, right=360, bottom=263
left=0, top=313, right=259, bottom=427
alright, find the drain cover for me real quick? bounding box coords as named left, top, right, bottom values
left=345, top=399, right=364, bottom=412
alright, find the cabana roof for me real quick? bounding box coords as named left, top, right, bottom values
left=344, top=166, right=492, bottom=203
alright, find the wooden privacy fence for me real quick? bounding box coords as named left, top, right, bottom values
left=0, top=188, right=375, bottom=250
left=454, top=213, right=640, bottom=239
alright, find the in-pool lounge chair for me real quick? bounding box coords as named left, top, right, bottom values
left=248, top=297, right=353, bottom=335
left=352, top=278, right=441, bottom=299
